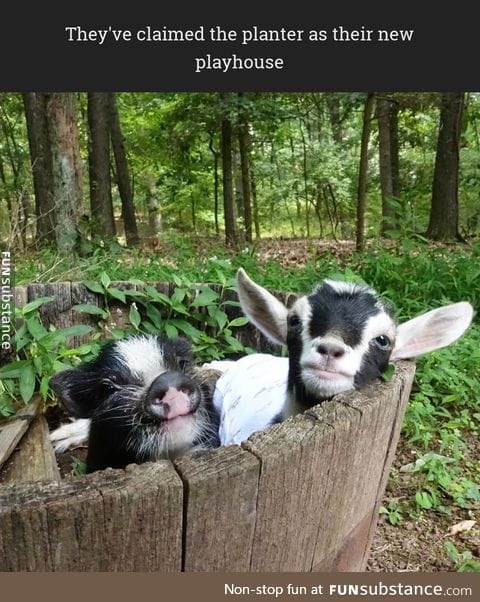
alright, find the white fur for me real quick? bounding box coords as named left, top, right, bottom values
left=116, top=335, right=167, bottom=388
left=213, top=354, right=288, bottom=445
left=50, top=418, right=90, bottom=452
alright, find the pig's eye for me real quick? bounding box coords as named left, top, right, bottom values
left=178, top=359, right=190, bottom=372
left=101, top=379, right=118, bottom=394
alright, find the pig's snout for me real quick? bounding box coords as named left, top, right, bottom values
left=147, top=371, right=199, bottom=420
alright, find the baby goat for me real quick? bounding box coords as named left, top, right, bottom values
left=50, top=335, right=220, bottom=473
left=211, top=269, right=473, bottom=444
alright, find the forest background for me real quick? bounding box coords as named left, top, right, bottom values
left=0, top=91, right=479, bottom=571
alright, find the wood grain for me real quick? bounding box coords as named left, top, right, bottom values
left=1, top=415, right=61, bottom=484
left=0, top=398, right=41, bottom=471
left=174, top=446, right=260, bottom=571
left=0, top=461, right=183, bottom=571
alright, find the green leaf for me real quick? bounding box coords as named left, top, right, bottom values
left=129, top=303, right=141, bottom=330
left=191, top=288, right=219, bottom=307
left=100, top=271, right=111, bottom=289
left=414, top=491, right=433, bottom=509
left=25, top=316, right=48, bottom=340
left=145, top=303, right=163, bottom=329
left=228, top=316, right=249, bottom=328
left=72, top=304, right=108, bottom=318
left=19, top=364, right=36, bottom=403
left=82, top=281, right=105, bottom=294
left=0, top=360, right=32, bottom=379
left=21, top=296, right=55, bottom=315
left=107, top=287, right=127, bottom=303
left=165, top=323, right=179, bottom=338
left=208, top=306, right=228, bottom=331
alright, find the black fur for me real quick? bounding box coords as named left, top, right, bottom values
left=308, top=282, right=381, bottom=346
left=50, top=336, right=220, bottom=473
left=286, top=282, right=394, bottom=409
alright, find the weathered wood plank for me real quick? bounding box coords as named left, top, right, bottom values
left=1, top=416, right=61, bottom=484
left=27, top=282, right=73, bottom=330
left=243, top=361, right=416, bottom=572
left=243, top=413, right=336, bottom=571
left=174, top=446, right=260, bottom=571
left=309, top=361, right=416, bottom=571
left=0, top=461, right=183, bottom=571
left=0, top=398, right=42, bottom=471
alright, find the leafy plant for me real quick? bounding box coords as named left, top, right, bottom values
left=444, top=541, right=480, bottom=572
left=0, top=297, right=97, bottom=416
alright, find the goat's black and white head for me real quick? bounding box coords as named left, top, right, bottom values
left=236, top=268, right=473, bottom=417
left=49, top=335, right=219, bottom=472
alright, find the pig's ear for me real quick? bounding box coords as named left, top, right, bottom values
left=391, top=302, right=473, bottom=361
left=49, top=368, right=101, bottom=418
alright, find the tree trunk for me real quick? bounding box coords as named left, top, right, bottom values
left=377, top=94, right=398, bottom=235
left=326, top=93, right=344, bottom=145
left=45, top=93, right=82, bottom=254
left=220, top=95, right=237, bottom=246
left=107, top=93, right=139, bottom=246
left=237, top=96, right=253, bottom=244
left=250, top=167, right=261, bottom=239
left=356, top=93, right=375, bottom=252
left=208, top=131, right=220, bottom=236
left=22, top=93, right=55, bottom=244
left=87, top=93, right=116, bottom=239
left=146, top=181, right=162, bottom=240
left=299, top=123, right=311, bottom=238
left=426, top=93, right=465, bottom=241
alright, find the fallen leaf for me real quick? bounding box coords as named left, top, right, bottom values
left=448, top=520, right=476, bottom=536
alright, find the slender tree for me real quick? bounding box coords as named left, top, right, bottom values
left=22, top=93, right=55, bottom=244
left=356, top=93, right=375, bottom=252
left=220, top=94, right=237, bottom=246
left=377, top=94, right=400, bottom=235
left=237, top=94, right=253, bottom=244
left=107, top=93, right=139, bottom=246
left=426, top=93, right=465, bottom=241
left=45, top=93, right=83, bottom=254
left=87, top=93, right=116, bottom=239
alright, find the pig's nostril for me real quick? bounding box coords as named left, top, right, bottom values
left=333, top=350, right=344, bottom=358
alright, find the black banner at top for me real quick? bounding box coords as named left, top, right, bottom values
left=1, top=1, right=477, bottom=91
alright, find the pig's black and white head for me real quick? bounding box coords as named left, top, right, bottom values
left=236, top=268, right=473, bottom=416
left=49, top=335, right=219, bottom=473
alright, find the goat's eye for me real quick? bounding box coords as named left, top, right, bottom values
left=374, top=335, right=391, bottom=349
left=288, top=315, right=301, bottom=328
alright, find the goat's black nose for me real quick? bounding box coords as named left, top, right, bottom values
left=316, top=342, right=345, bottom=359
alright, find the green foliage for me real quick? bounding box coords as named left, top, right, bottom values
left=379, top=501, right=404, bottom=525
left=70, top=456, right=87, bottom=477
left=0, top=298, right=97, bottom=416
left=444, top=541, right=480, bottom=572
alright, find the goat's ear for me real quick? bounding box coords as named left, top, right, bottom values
left=49, top=368, right=99, bottom=418
left=391, top=302, right=473, bottom=361
left=236, top=268, right=289, bottom=345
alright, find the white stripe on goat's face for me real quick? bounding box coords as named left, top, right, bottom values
left=286, top=281, right=396, bottom=406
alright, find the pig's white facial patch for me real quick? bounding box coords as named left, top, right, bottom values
left=116, top=335, right=167, bottom=388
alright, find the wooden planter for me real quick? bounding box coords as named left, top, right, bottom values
left=0, top=282, right=415, bottom=571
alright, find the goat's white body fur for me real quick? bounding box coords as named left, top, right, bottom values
left=212, top=354, right=288, bottom=445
